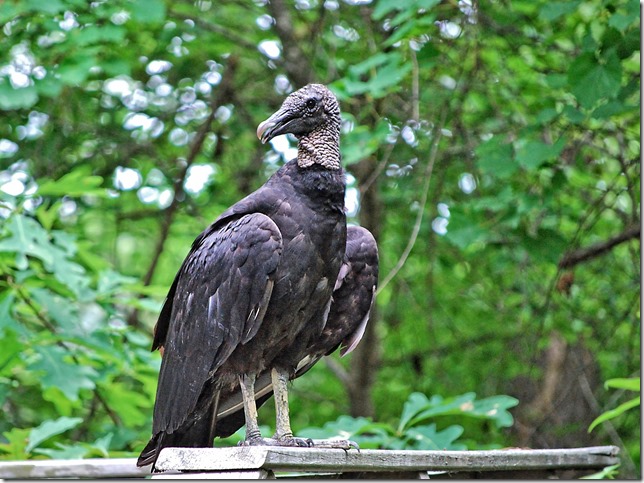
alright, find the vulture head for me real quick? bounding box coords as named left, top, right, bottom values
left=257, top=84, right=341, bottom=145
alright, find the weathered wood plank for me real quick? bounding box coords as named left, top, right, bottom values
left=0, top=446, right=619, bottom=479
left=0, top=458, right=151, bottom=479
left=154, top=445, right=619, bottom=474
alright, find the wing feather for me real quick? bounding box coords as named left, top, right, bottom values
left=207, top=225, right=379, bottom=439
left=151, top=213, right=282, bottom=435
left=322, top=225, right=379, bottom=357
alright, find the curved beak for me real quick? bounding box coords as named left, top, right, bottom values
left=256, top=108, right=293, bottom=144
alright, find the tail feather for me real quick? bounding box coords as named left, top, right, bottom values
left=137, top=396, right=220, bottom=470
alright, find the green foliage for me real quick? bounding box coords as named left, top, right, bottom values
left=581, top=463, right=621, bottom=479
left=588, top=378, right=641, bottom=433
left=297, top=392, right=518, bottom=450
left=0, top=0, right=639, bottom=477
left=0, top=198, right=159, bottom=459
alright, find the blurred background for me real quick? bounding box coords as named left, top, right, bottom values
left=0, top=0, right=639, bottom=477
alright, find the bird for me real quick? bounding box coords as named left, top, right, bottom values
left=137, top=84, right=378, bottom=469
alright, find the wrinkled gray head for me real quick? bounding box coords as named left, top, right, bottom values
left=257, top=84, right=341, bottom=144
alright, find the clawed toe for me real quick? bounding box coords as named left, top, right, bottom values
left=275, top=436, right=314, bottom=447
left=307, top=438, right=360, bottom=452
left=240, top=435, right=315, bottom=448
left=239, top=436, right=276, bottom=447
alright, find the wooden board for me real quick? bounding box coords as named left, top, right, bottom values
left=0, top=446, right=620, bottom=479
left=0, top=458, right=151, bottom=479
left=154, top=445, right=620, bottom=473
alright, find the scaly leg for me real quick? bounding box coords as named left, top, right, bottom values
left=239, top=374, right=264, bottom=444
left=271, top=367, right=312, bottom=446
left=239, top=369, right=358, bottom=450
left=271, top=367, right=358, bottom=450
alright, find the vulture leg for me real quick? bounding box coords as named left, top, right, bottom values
left=271, top=368, right=311, bottom=446
left=239, top=374, right=264, bottom=444
left=271, top=367, right=357, bottom=450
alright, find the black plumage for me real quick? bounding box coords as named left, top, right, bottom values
left=137, top=84, right=378, bottom=469
left=213, top=226, right=378, bottom=438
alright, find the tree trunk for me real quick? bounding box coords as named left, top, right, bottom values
left=346, top=157, right=384, bottom=417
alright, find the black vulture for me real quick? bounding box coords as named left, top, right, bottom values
left=137, top=84, right=378, bottom=469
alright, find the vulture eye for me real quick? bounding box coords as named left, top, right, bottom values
left=306, top=98, right=317, bottom=110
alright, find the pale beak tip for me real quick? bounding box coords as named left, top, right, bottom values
left=257, top=120, right=271, bottom=143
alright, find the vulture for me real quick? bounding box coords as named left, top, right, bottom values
left=137, top=84, right=379, bottom=469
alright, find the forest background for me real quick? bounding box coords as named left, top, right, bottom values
left=0, top=0, right=640, bottom=478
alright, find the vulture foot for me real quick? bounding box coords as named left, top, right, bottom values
left=238, top=436, right=313, bottom=447
left=275, top=435, right=314, bottom=447
left=308, top=438, right=360, bottom=452
left=237, top=436, right=275, bottom=447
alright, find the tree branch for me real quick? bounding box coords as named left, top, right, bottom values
left=171, top=12, right=258, bottom=51
left=126, top=57, right=238, bottom=329
left=376, top=108, right=447, bottom=295
left=141, top=56, right=239, bottom=286
left=143, top=57, right=237, bottom=286
left=266, top=0, right=313, bottom=88
left=558, top=223, right=640, bottom=269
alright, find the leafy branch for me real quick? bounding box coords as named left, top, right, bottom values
left=558, top=224, right=641, bottom=269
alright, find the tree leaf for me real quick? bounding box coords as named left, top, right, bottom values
left=0, top=4, right=27, bottom=24
left=604, top=378, right=640, bottom=392
left=33, top=444, right=89, bottom=460
left=26, top=417, right=84, bottom=452
left=0, top=428, right=31, bottom=459
left=523, top=228, right=568, bottom=263
left=340, top=53, right=412, bottom=98
left=398, top=392, right=432, bottom=432
left=25, top=0, right=65, bottom=14
left=31, top=288, right=79, bottom=333
left=444, top=208, right=491, bottom=250
left=341, top=121, right=390, bottom=165
left=580, top=464, right=621, bottom=479
left=130, top=0, right=166, bottom=24
left=404, top=393, right=519, bottom=430
left=30, top=346, right=97, bottom=401
left=0, top=80, right=38, bottom=111
left=298, top=415, right=393, bottom=449
left=0, top=328, right=23, bottom=377
left=0, top=214, right=55, bottom=270
left=592, top=100, right=637, bottom=120
left=37, top=168, right=105, bottom=197
left=35, top=74, right=64, bottom=98
left=406, top=423, right=466, bottom=450
left=568, top=52, right=622, bottom=108
left=539, top=1, right=580, bottom=21
left=476, top=136, right=517, bottom=178
left=0, top=292, right=25, bottom=336
left=100, top=382, right=151, bottom=426
left=74, top=25, right=126, bottom=46
left=588, top=396, right=640, bottom=433
left=515, top=138, right=566, bottom=170
left=57, top=54, right=98, bottom=86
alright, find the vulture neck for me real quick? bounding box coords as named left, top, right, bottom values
left=296, top=125, right=341, bottom=170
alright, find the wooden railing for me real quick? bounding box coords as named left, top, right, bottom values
left=0, top=445, right=620, bottom=479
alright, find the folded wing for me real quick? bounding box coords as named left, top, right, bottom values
left=213, top=225, right=378, bottom=437
left=140, top=213, right=282, bottom=462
